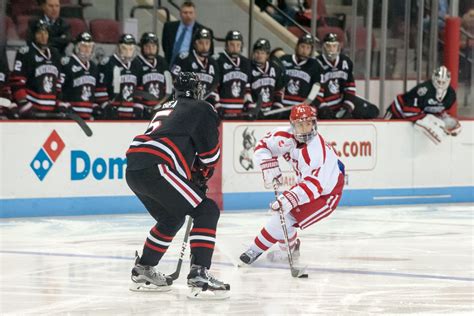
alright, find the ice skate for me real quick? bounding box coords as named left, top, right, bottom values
left=238, top=248, right=262, bottom=266
left=129, top=251, right=173, bottom=292
left=267, top=238, right=301, bottom=263
left=186, top=265, right=230, bottom=300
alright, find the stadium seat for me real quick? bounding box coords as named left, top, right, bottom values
left=65, top=18, right=88, bottom=38
left=90, top=19, right=121, bottom=44
left=9, top=0, right=40, bottom=18
left=16, top=15, right=33, bottom=40
left=5, top=16, right=20, bottom=41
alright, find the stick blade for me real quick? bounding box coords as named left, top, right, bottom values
left=291, top=266, right=309, bottom=278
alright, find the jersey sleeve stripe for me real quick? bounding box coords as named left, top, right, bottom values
left=304, top=176, right=323, bottom=194
left=302, top=145, right=311, bottom=165
left=318, top=134, right=326, bottom=163
left=162, top=137, right=191, bottom=179
left=127, top=147, right=176, bottom=169
left=298, top=183, right=315, bottom=201
left=274, top=131, right=294, bottom=139
left=198, top=143, right=220, bottom=157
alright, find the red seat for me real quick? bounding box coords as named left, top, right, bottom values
left=65, top=18, right=88, bottom=39
left=306, top=0, right=327, bottom=16
left=5, top=16, right=20, bottom=40
left=16, top=15, right=33, bottom=40
left=287, top=26, right=311, bottom=39
left=9, top=0, right=40, bottom=18
left=354, top=27, right=377, bottom=50
left=89, top=19, right=121, bottom=43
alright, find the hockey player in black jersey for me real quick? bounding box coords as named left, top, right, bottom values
left=10, top=19, right=62, bottom=118
left=126, top=72, right=230, bottom=299
left=385, top=66, right=461, bottom=144
left=95, top=34, right=141, bottom=119
left=314, top=33, right=379, bottom=119
left=58, top=32, right=98, bottom=120
left=171, top=28, right=220, bottom=107
left=0, top=58, right=17, bottom=119
left=279, top=34, right=321, bottom=119
left=249, top=38, right=285, bottom=118
left=214, top=30, right=252, bottom=119
left=133, top=32, right=172, bottom=119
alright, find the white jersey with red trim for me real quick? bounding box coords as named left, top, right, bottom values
left=254, top=126, right=342, bottom=205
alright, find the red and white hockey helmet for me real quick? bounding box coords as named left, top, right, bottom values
left=290, top=104, right=317, bottom=143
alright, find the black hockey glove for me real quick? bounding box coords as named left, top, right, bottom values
left=191, top=165, right=215, bottom=193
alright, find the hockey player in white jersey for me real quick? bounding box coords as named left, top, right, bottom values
left=239, top=103, right=345, bottom=264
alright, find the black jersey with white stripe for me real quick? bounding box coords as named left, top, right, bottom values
left=126, top=96, right=220, bottom=179
left=280, top=54, right=320, bottom=107
left=59, top=54, right=99, bottom=119
left=250, top=60, right=285, bottom=111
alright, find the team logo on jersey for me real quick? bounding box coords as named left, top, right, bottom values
left=231, top=81, right=241, bottom=97
left=72, top=65, right=82, bottom=73
left=81, top=86, right=92, bottom=101
left=122, top=85, right=134, bottom=101
left=287, top=79, right=300, bottom=95
left=427, top=98, right=438, bottom=105
left=417, top=87, right=427, bottom=96
left=328, top=79, right=340, bottom=94
left=260, top=87, right=271, bottom=103
left=148, top=83, right=160, bottom=98
left=252, top=70, right=261, bottom=77
left=35, top=55, right=44, bottom=62
left=239, top=127, right=257, bottom=171
left=282, top=60, right=292, bottom=68
left=192, top=62, right=198, bottom=69
left=30, top=130, right=65, bottom=181
left=224, top=63, right=232, bottom=70
left=43, top=76, right=54, bottom=93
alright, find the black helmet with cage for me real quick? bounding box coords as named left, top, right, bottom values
left=174, top=72, right=203, bottom=99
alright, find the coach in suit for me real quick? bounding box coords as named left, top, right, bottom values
left=162, top=1, right=214, bottom=66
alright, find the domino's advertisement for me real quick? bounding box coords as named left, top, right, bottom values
left=0, top=120, right=473, bottom=217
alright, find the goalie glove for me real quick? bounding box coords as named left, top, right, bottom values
left=440, top=113, right=462, bottom=136
left=260, top=158, right=282, bottom=189
left=414, top=114, right=448, bottom=145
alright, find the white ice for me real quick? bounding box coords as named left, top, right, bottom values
left=1, top=204, right=473, bottom=315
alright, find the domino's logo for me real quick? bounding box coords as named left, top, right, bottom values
left=30, top=130, right=65, bottom=181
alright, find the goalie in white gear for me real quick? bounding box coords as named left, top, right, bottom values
left=239, top=103, right=345, bottom=265
left=385, top=66, right=461, bottom=144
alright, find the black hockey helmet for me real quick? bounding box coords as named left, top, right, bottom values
left=174, top=72, right=203, bottom=99
left=253, top=38, right=271, bottom=53
left=140, top=32, right=159, bottom=46
left=297, top=33, right=315, bottom=47
left=193, top=27, right=212, bottom=42
left=323, top=32, right=338, bottom=43
left=225, top=30, right=243, bottom=43
left=119, top=33, right=136, bottom=45
left=76, top=31, right=93, bottom=44
left=31, top=19, right=49, bottom=34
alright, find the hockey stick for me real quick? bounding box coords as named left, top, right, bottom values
left=168, top=216, right=193, bottom=280
left=34, top=111, right=93, bottom=137
left=273, top=183, right=308, bottom=278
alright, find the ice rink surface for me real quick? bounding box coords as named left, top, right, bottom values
left=1, top=204, right=473, bottom=315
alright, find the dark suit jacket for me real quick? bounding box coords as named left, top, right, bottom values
left=162, top=21, right=214, bottom=65
left=28, top=17, right=72, bottom=55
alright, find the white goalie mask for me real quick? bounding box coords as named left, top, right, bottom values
left=432, top=66, right=451, bottom=101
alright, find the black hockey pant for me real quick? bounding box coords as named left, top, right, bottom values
left=126, top=164, right=220, bottom=269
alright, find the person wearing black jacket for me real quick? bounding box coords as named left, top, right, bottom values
left=161, top=1, right=214, bottom=66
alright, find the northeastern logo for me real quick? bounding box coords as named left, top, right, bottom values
left=30, top=130, right=65, bottom=181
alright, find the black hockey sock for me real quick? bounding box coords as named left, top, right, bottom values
left=140, top=225, right=175, bottom=266
left=189, top=199, right=220, bottom=268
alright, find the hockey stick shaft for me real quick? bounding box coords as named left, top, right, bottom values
left=168, top=216, right=193, bottom=280
left=273, top=185, right=306, bottom=278
left=34, top=112, right=93, bottom=137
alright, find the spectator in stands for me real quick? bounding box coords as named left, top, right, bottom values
left=313, top=33, right=379, bottom=119
left=249, top=38, right=285, bottom=118
left=0, top=57, right=18, bottom=120
left=278, top=34, right=320, bottom=119
left=423, top=0, right=448, bottom=31
left=460, top=8, right=474, bottom=81
left=214, top=30, right=252, bottom=119
left=162, top=1, right=214, bottom=66
left=171, top=28, right=220, bottom=107
left=133, top=32, right=173, bottom=119
left=95, top=34, right=141, bottom=120
left=58, top=32, right=99, bottom=120
left=256, top=0, right=307, bottom=26
left=10, top=20, right=62, bottom=118
left=28, top=0, right=72, bottom=55
left=384, top=66, right=461, bottom=145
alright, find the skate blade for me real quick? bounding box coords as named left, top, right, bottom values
left=186, top=287, right=230, bottom=300
left=129, top=282, right=171, bottom=292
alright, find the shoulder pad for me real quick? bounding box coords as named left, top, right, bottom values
left=178, top=52, right=189, bottom=59
left=61, top=56, right=70, bottom=65
left=100, top=57, right=110, bottom=65
left=19, top=46, right=29, bottom=54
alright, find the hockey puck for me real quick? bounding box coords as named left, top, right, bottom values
left=298, top=273, right=309, bottom=278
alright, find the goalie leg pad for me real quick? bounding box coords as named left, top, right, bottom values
left=414, top=114, right=448, bottom=145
